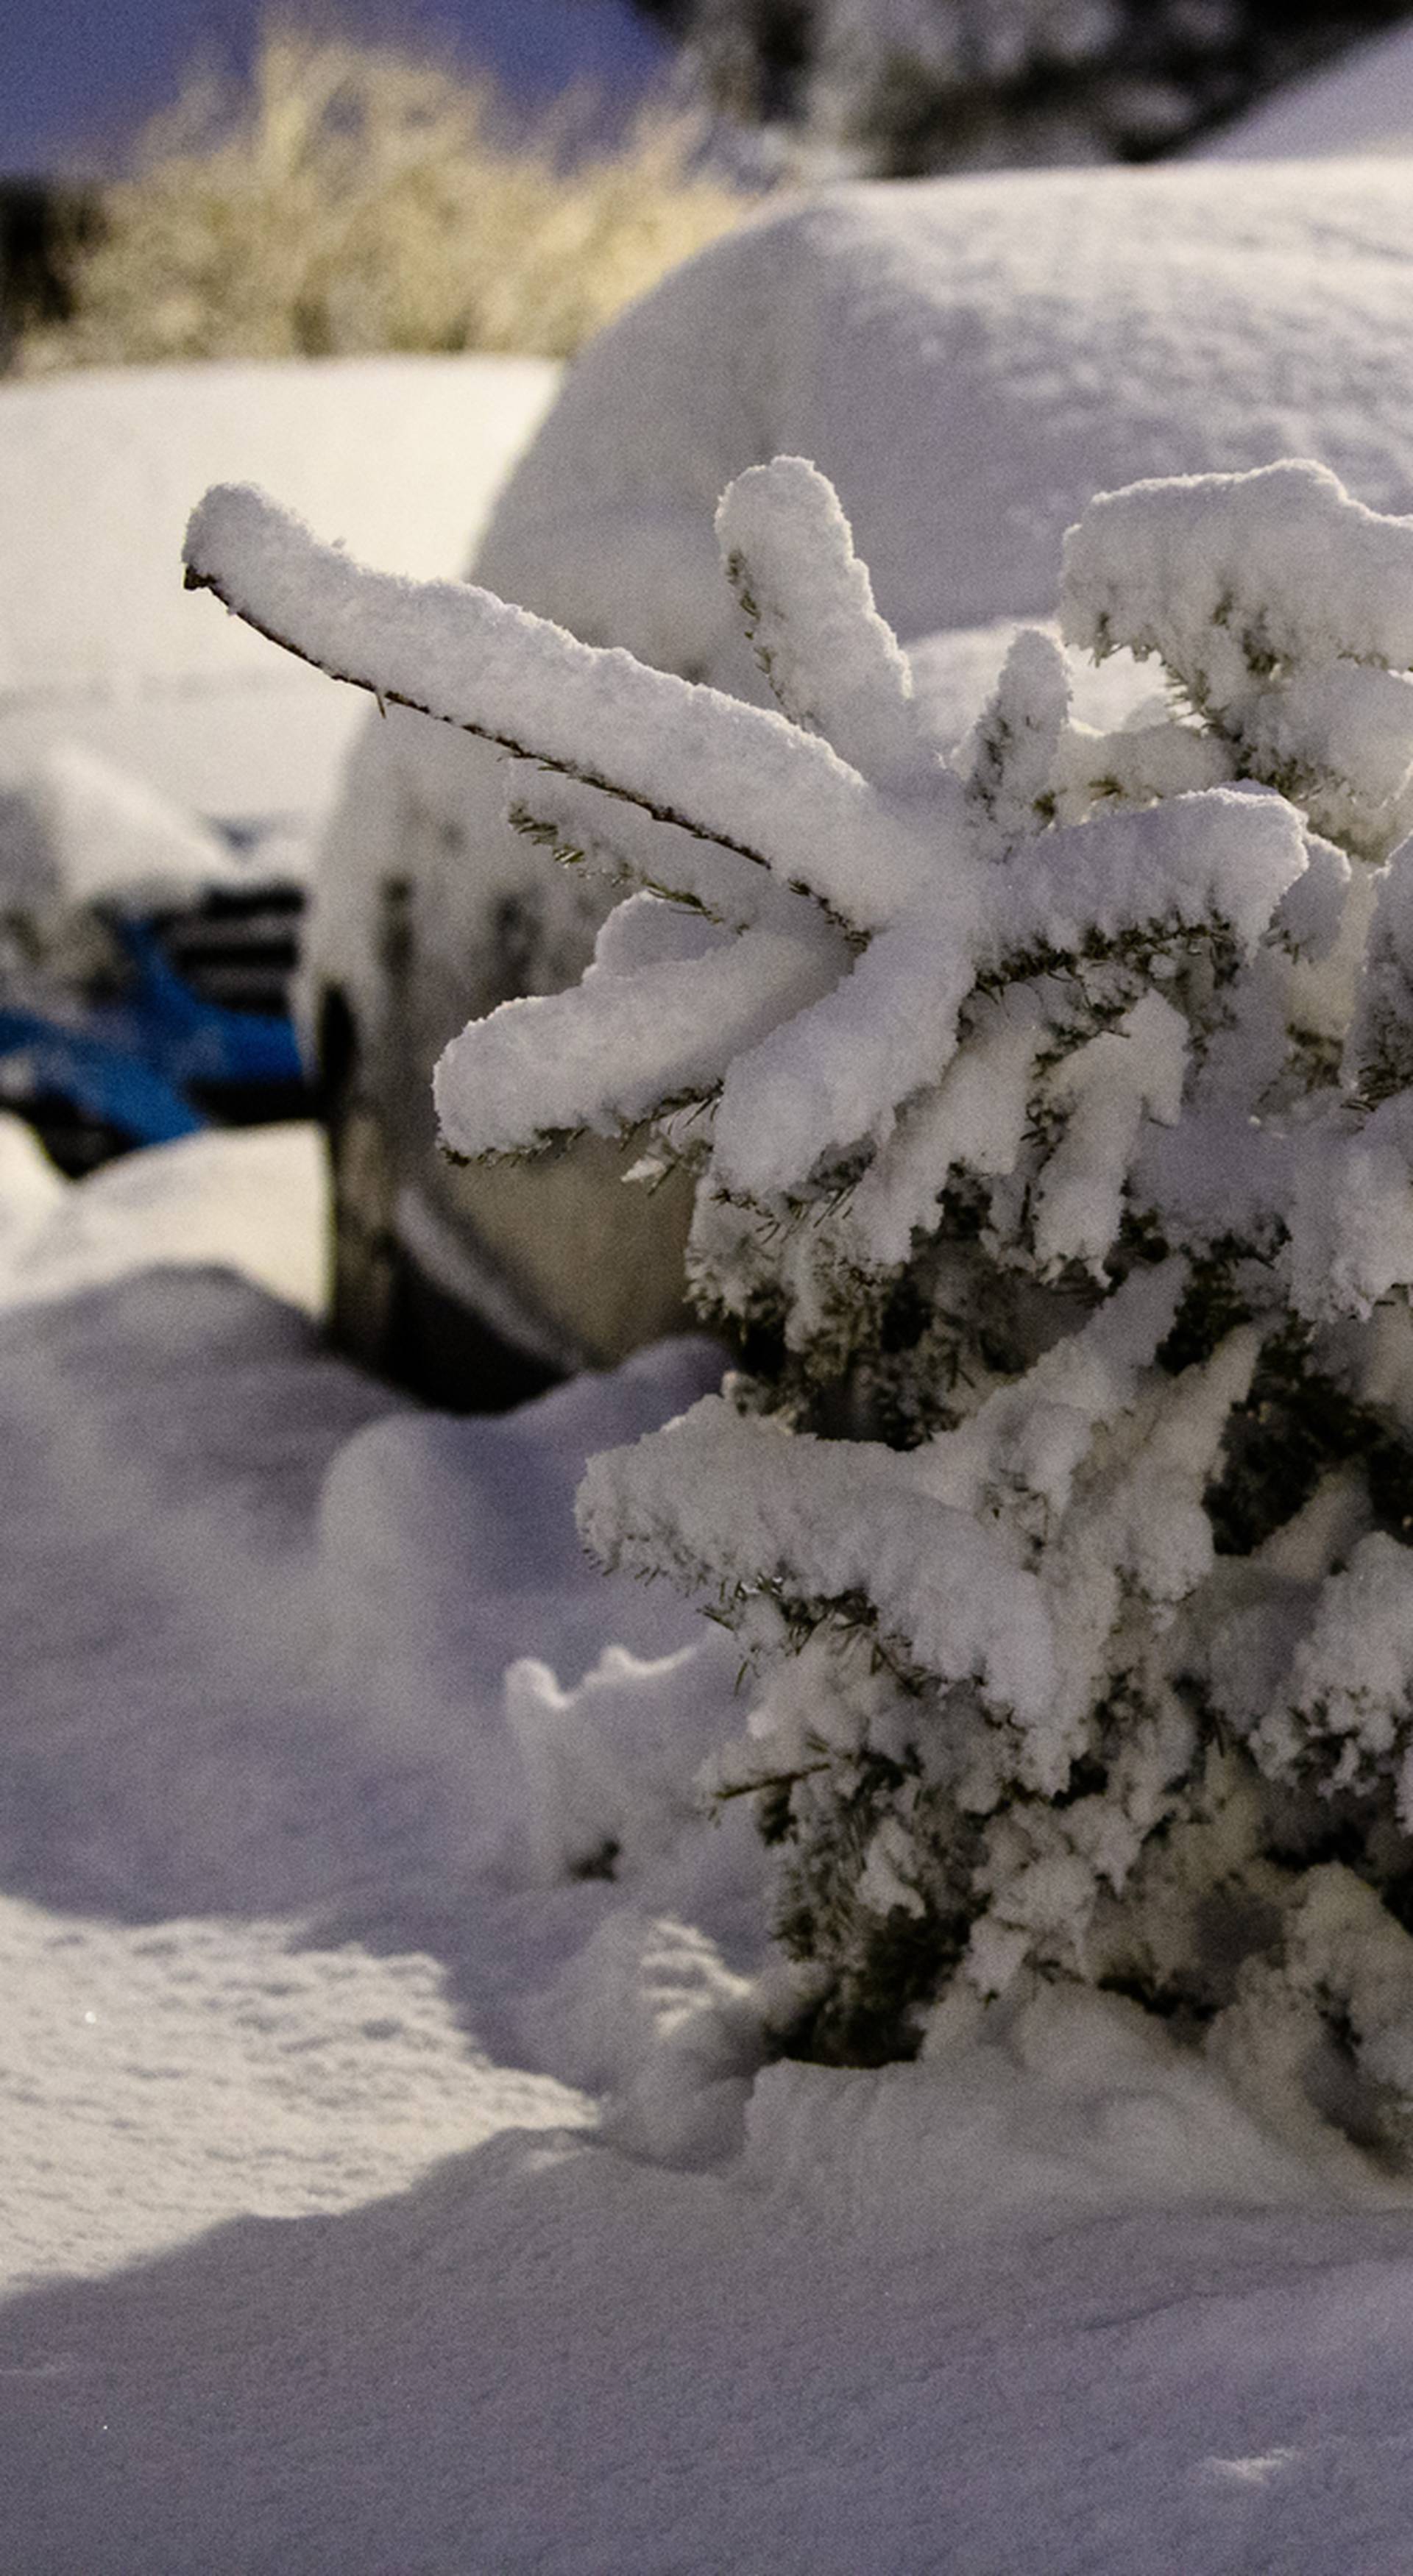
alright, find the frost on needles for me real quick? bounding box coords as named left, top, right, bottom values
left=186, top=454, right=1413, bottom=2132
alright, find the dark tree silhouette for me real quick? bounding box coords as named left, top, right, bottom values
left=625, top=1, right=1413, bottom=171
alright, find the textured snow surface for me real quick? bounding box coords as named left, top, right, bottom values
left=4, top=1146, right=1413, bottom=2569
left=477, top=158, right=1413, bottom=659
left=1, top=1903, right=589, bottom=2289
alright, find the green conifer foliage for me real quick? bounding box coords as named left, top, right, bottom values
left=185, top=452, right=1413, bottom=2147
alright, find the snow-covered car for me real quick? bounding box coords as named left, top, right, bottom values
left=0, top=351, right=553, bottom=1190
left=301, top=152, right=1413, bottom=1405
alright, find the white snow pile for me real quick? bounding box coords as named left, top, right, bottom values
left=0, top=918, right=1404, bottom=2560
left=0, top=1117, right=330, bottom=1318
left=1199, top=14, right=1413, bottom=160
left=473, top=156, right=1413, bottom=664
left=0, top=742, right=249, bottom=936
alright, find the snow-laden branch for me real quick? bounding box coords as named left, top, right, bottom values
left=182, top=481, right=939, bottom=933
left=1063, top=459, right=1413, bottom=861
left=578, top=1394, right=1058, bottom=1726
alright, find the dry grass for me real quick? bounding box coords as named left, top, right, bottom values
left=18, top=26, right=757, bottom=371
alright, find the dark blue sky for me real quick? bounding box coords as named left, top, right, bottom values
left=0, top=1, right=673, bottom=177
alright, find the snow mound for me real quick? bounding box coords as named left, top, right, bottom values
left=522, top=1906, right=766, bottom=2165
left=0, top=1113, right=65, bottom=1242
left=0, top=1122, right=330, bottom=1318
left=478, top=158, right=1413, bottom=656
left=8, top=1229, right=1413, bottom=2565
left=504, top=1631, right=743, bottom=1884
left=1199, top=20, right=1413, bottom=160
left=744, top=1983, right=1343, bottom=2250
left=314, top=1335, right=723, bottom=1715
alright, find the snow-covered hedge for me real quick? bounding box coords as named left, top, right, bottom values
left=186, top=453, right=1413, bottom=2129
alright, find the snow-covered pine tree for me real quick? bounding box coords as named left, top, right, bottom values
left=185, top=453, right=1413, bottom=2143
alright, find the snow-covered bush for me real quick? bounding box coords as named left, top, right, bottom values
left=185, top=451, right=1413, bottom=2132
left=20, top=28, right=753, bottom=374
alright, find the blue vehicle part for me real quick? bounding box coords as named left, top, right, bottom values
left=0, top=895, right=306, bottom=1160
left=89, top=914, right=304, bottom=1095
left=0, top=1005, right=203, bottom=1146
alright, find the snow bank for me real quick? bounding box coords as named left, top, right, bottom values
left=520, top=1903, right=767, bottom=2165
left=0, top=1121, right=330, bottom=1318
left=744, top=1982, right=1331, bottom=2241
left=1, top=1898, right=589, bottom=2290
left=504, top=1633, right=743, bottom=1885
left=314, top=1335, right=724, bottom=1724
left=0, top=1113, right=65, bottom=1242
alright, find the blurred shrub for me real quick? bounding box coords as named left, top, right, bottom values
left=18, top=26, right=756, bottom=372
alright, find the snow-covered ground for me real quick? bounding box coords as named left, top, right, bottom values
left=5, top=1128, right=1413, bottom=2572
